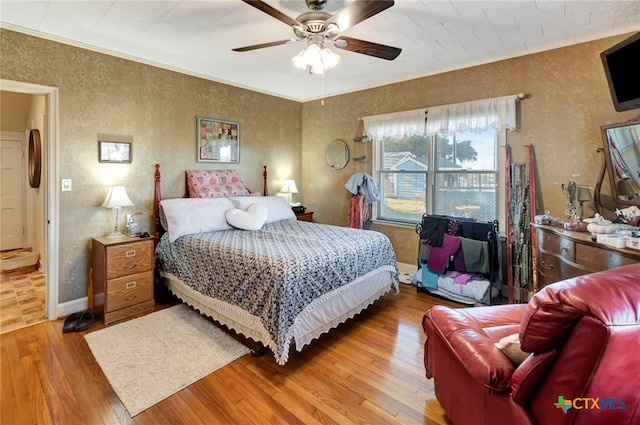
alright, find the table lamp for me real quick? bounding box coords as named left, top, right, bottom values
left=576, top=186, right=592, bottom=220
left=280, top=180, right=299, bottom=205
left=102, top=186, right=134, bottom=238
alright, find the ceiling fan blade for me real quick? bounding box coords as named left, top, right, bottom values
left=232, top=39, right=298, bottom=52
left=334, top=36, right=401, bottom=60
left=325, top=0, right=394, bottom=33
left=241, top=0, right=300, bottom=27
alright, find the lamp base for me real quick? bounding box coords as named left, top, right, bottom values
left=106, top=231, right=126, bottom=239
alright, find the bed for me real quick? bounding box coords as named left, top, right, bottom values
left=153, top=165, right=399, bottom=365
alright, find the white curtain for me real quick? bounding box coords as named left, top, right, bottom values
left=426, top=94, right=520, bottom=135
left=363, top=108, right=426, bottom=139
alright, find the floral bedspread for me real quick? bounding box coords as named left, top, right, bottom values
left=155, top=219, right=398, bottom=362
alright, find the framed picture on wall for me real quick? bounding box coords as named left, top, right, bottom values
left=196, top=116, right=240, bottom=163
left=98, top=141, right=132, bottom=163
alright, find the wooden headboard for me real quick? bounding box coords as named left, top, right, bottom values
left=153, top=164, right=269, bottom=245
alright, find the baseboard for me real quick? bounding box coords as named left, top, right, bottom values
left=56, top=293, right=104, bottom=318
left=397, top=262, right=416, bottom=274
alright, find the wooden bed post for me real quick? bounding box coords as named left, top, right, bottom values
left=263, top=165, right=268, bottom=196
left=154, top=164, right=161, bottom=246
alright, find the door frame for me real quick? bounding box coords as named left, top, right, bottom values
left=1, top=79, right=60, bottom=320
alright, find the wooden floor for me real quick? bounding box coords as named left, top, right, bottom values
left=0, top=283, right=461, bottom=425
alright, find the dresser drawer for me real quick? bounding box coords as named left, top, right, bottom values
left=105, top=271, right=154, bottom=313
left=539, top=230, right=575, bottom=262
left=538, top=252, right=589, bottom=287
left=106, top=241, right=153, bottom=279
left=575, top=243, right=638, bottom=271
left=538, top=252, right=563, bottom=286
left=533, top=224, right=640, bottom=294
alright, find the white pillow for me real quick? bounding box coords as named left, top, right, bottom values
left=225, top=203, right=268, bottom=230
left=160, top=197, right=234, bottom=242
left=228, top=196, right=295, bottom=224
left=495, top=333, right=530, bottom=366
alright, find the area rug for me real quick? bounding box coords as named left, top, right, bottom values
left=84, top=304, right=250, bottom=416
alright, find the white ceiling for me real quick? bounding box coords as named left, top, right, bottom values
left=1, top=0, right=639, bottom=102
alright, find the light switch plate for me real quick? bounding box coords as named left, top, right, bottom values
left=61, top=179, right=72, bottom=191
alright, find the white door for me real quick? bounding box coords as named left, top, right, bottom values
left=1, top=139, right=24, bottom=251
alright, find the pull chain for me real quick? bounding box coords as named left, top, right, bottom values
left=321, top=72, right=325, bottom=107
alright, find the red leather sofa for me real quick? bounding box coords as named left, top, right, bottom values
left=422, top=263, right=640, bottom=425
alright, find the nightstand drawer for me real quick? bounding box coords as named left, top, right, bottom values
left=106, top=241, right=153, bottom=279
left=105, top=271, right=154, bottom=313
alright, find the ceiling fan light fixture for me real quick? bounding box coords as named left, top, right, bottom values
left=291, top=43, right=340, bottom=74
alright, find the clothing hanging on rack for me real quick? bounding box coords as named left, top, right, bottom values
left=415, top=213, right=502, bottom=305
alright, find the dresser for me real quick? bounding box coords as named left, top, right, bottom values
left=532, top=224, right=640, bottom=290
left=295, top=211, right=314, bottom=222
left=92, top=236, right=155, bottom=325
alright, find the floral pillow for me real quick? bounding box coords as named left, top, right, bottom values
left=186, top=169, right=252, bottom=198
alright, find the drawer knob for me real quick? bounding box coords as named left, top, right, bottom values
left=124, top=294, right=137, bottom=302
left=541, top=261, right=554, bottom=270
left=125, top=250, right=136, bottom=257
left=125, top=281, right=137, bottom=289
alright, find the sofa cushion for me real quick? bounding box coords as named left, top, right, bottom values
left=520, top=263, right=640, bottom=353
left=511, top=349, right=558, bottom=405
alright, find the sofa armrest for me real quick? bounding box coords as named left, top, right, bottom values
left=426, top=307, right=516, bottom=392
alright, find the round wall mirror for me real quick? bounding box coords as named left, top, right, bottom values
left=28, top=129, right=42, bottom=188
left=326, top=139, right=349, bottom=170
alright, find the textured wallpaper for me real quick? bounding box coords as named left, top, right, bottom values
left=1, top=28, right=638, bottom=304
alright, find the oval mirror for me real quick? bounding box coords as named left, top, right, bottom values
left=28, top=129, right=42, bottom=188
left=326, top=139, right=349, bottom=170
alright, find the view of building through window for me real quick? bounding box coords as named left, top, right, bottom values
left=376, top=127, right=499, bottom=224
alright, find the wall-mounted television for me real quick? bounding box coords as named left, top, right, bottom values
left=601, top=31, right=640, bottom=112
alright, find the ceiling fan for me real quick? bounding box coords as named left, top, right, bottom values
left=232, top=0, right=402, bottom=68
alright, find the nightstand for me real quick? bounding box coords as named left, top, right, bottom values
left=92, top=236, right=155, bottom=325
left=295, top=211, right=314, bottom=222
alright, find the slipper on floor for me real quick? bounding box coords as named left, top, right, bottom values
left=74, top=311, right=98, bottom=332
left=62, top=312, right=83, bottom=333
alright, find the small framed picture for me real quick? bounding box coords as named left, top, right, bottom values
left=99, top=141, right=132, bottom=163
left=197, top=116, right=240, bottom=163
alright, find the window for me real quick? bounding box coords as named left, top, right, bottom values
left=366, top=95, right=519, bottom=227
left=375, top=127, right=502, bottom=224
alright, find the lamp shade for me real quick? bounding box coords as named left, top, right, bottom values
left=616, top=178, right=640, bottom=198
left=280, top=180, right=299, bottom=194
left=577, top=186, right=592, bottom=202
left=102, top=186, right=134, bottom=209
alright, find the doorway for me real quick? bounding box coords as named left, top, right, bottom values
left=0, top=80, right=60, bottom=331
